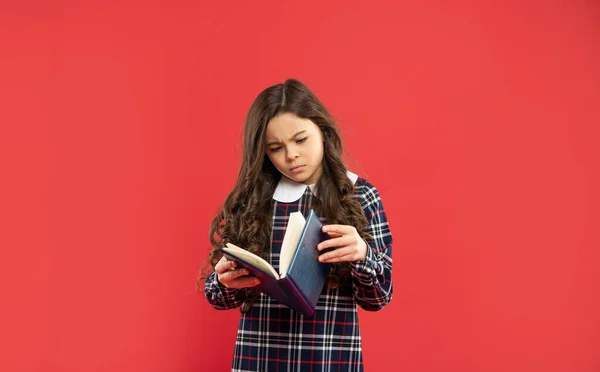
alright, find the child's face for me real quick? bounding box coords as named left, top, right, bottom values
left=265, top=112, right=324, bottom=185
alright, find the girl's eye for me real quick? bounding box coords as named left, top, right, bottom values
left=296, top=137, right=307, bottom=144
left=270, top=147, right=282, bottom=153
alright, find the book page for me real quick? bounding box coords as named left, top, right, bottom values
left=279, top=211, right=306, bottom=277
left=223, top=243, right=279, bottom=279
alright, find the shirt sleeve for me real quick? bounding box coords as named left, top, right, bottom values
left=204, top=270, right=247, bottom=310
left=351, top=181, right=393, bottom=311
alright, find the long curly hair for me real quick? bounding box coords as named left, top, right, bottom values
left=198, top=79, right=371, bottom=312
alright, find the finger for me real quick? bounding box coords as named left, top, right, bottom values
left=320, top=253, right=359, bottom=263
left=323, top=230, right=343, bottom=238
left=319, top=252, right=358, bottom=263
left=317, top=236, right=349, bottom=251
left=220, top=268, right=250, bottom=282
left=215, top=259, right=237, bottom=274
left=322, top=224, right=353, bottom=236
left=227, top=275, right=261, bottom=289
left=216, top=262, right=239, bottom=277
left=318, top=247, right=354, bottom=262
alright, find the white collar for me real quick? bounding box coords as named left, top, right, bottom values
left=273, top=170, right=359, bottom=202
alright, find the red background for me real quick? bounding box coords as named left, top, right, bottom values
left=1, top=1, right=598, bottom=371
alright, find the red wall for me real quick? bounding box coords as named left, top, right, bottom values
left=1, top=1, right=598, bottom=371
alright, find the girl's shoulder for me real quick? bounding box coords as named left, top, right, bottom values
left=353, top=177, right=383, bottom=209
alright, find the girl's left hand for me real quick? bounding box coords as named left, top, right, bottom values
left=317, top=225, right=367, bottom=263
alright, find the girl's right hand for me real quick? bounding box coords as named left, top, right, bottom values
left=215, top=256, right=261, bottom=288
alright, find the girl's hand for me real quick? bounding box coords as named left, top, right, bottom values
left=317, top=225, right=367, bottom=263
left=215, top=256, right=261, bottom=288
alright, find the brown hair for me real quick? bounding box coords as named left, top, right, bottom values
left=198, top=79, right=370, bottom=311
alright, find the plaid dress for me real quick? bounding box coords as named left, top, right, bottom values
left=204, top=176, right=393, bottom=371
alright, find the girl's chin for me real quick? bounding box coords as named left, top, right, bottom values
left=285, top=173, right=309, bottom=184
left=282, top=167, right=318, bottom=184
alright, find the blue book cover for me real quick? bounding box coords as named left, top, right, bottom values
left=219, top=209, right=331, bottom=317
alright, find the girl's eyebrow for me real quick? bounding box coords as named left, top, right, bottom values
left=266, top=130, right=307, bottom=146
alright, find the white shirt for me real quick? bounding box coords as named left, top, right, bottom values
left=272, top=170, right=359, bottom=203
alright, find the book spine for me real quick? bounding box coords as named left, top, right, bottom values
left=280, top=277, right=314, bottom=317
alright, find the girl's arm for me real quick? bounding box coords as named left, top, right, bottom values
left=351, top=182, right=394, bottom=311
left=204, top=270, right=248, bottom=310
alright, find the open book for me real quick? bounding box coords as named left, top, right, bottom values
left=219, top=209, right=331, bottom=316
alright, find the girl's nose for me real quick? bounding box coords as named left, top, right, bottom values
left=287, top=149, right=299, bottom=161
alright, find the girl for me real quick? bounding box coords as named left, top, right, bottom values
left=201, top=79, right=393, bottom=371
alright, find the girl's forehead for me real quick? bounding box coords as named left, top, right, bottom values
left=266, top=113, right=318, bottom=137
